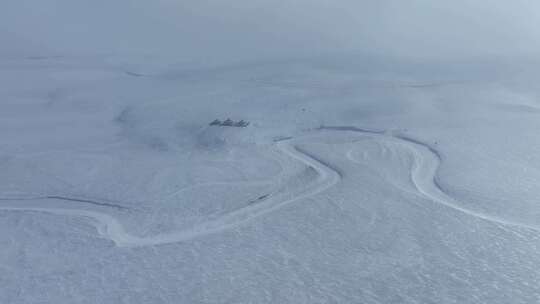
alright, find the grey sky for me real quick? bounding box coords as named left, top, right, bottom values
left=2, top=0, right=540, bottom=61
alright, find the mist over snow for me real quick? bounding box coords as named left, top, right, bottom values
left=2, top=1, right=540, bottom=303
left=3, top=0, right=540, bottom=61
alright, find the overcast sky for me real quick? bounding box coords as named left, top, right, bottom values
left=2, top=0, right=540, bottom=62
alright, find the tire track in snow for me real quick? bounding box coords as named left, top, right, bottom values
left=0, top=195, right=129, bottom=210
left=3, top=125, right=537, bottom=247
left=161, top=148, right=288, bottom=200
left=322, top=125, right=540, bottom=232
left=0, top=139, right=341, bottom=247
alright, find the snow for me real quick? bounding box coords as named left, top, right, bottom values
left=2, top=54, right=540, bottom=303
left=2, top=12, right=540, bottom=302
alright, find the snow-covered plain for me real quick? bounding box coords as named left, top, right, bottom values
left=2, top=53, right=540, bottom=303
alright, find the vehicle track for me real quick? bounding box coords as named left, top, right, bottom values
left=0, top=138, right=340, bottom=247
left=3, top=125, right=536, bottom=247
left=323, top=125, right=540, bottom=233
left=0, top=195, right=129, bottom=210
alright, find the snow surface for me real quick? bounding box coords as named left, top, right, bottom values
left=2, top=54, right=540, bottom=303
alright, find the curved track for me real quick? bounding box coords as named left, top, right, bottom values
left=0, top=138, right=340, bottom=247
left=323, top=125, right=540, bottom=233
left=2, top=126, right=538, bottom=247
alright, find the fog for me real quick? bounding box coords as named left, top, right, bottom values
left=2, top=0, right=540, bottom=62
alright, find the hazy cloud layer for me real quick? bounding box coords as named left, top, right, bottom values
left=2, top=0, right=540, bottom=61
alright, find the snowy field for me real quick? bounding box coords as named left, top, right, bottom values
left=3, top=1, right=540, bottom=302
left=2, top=53, right=540, bottom=303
